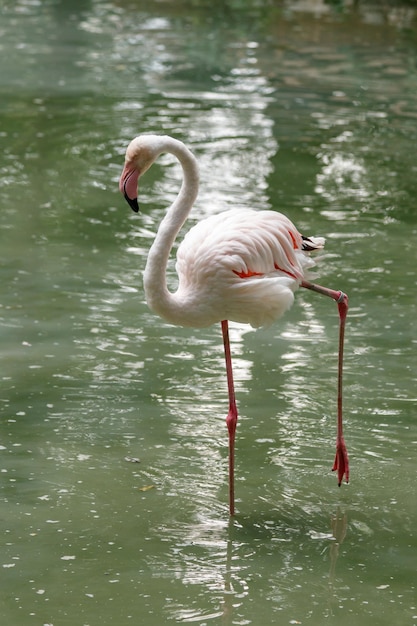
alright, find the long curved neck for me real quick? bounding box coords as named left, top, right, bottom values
left=143, top=137, right=199, bottom=324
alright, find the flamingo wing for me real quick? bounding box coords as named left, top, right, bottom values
left=175, top=209, right=324, bottom=327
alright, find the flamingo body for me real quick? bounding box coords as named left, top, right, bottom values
left=175, top=208, right=324, bottom=328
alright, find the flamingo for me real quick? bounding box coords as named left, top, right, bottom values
left=119, top=134, right=349, bottom=516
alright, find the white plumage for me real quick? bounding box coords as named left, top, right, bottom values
left=175, top=208, right=322, bottom=327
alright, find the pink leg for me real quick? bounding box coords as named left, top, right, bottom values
left=301, top=281, right=349, bottom=486
left=221, top=320, right=238, bottom=516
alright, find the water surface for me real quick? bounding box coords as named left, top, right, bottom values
left=1, top=1, right=416, bottom=625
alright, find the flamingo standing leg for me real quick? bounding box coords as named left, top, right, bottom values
left=221, top=320, right=238, bottom=516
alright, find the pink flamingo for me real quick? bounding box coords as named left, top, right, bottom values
left=119, top=134, right=349, bottom=516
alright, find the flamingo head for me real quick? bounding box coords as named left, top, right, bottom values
left=119, top=135, right=165, bottom=213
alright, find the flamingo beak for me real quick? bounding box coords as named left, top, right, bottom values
left=119, top=162, right=140, bottom=213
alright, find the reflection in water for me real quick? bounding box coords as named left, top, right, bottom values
left=329, top=508, right=348, bottom=590
left=316, top=152, right=369, bottom=202
left=159, top=507, right=348, bottom=624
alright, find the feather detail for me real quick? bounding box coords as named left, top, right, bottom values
left=301, top=235, right=325, bottom=251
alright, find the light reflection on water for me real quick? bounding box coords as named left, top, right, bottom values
left=1, top=1, right=417, bottom=625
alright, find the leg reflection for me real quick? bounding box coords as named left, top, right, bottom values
left=329, top=508, right=348, bottom=595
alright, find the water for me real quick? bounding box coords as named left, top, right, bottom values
left=1, top=1, right=417, bottom=624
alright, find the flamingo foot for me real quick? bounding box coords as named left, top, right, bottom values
left=332, top=437, right=349, bottom=486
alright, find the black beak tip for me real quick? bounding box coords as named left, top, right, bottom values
left=124, top=193, right=140, bottom=213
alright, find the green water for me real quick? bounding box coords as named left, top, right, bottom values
left=1, top=1, right=416, bottom=624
